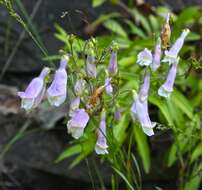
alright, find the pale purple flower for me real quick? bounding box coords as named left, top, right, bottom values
left=18, top=67, right=50, bottom=110
left=108, top=51, right=118, bottom=75
left=158, top=59, right=178, bottom=98
left=74, top=79, right=86, bottom=96
left=163, top=29, right=190, bottom=64
left=139, top=72, right=150, bottom=102
left=47, top=56, right=68, bottom=106
left=105, top=78, right=113, bottom=95
left=131, top=73, right=156, bottom=136
left=69, top=97, right=80, bottom=117
left=67, top=108, right=89, bottom=139
left=86, top=55, right=96, bottom=78
left=95, top=111, right=108, bottom=154
left=131, top=98, right=156, bottom=136
left=137, top=48, right=153, bottom=66
left=151, top=38, right=161, bottom=71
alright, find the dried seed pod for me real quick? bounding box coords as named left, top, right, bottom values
left=161, top=13, right=171, bottom=50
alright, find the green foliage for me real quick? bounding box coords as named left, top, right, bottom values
left=133, top=125, right=151, bottom=173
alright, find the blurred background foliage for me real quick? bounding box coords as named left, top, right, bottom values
left=0, top=0, right=202, bottom=190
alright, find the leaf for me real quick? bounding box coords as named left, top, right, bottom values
left=166, top=144, right=177, bottom=167
left=148, top=15, right=159, bottom=33
left=92, top=0, right=106, bottom=7
left=55, top=144, right=82, bottom=163
left=113, top=113, right=130, bottom=145
left=184, top=163, right=202, bottom=190
left=149, top=96, right=174, bottom=126
left=112, top=167, right=135, bottom=190
left=103, top=19, right=128, bottom=38
left=125, top=20, right=146, bottom=38
left=171, top=90, right=193, bottom=119
left=131, top=8, right=152, bottom=34
left=186, top=32, right=201, bottom=41
left=133, top=124, right=151, bottom=173
left=191, top=143, right=202, bottom=163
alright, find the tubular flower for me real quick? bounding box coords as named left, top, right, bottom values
left=131, top=98, right=156, bottom=136
left=105, top=78, right=113, bottom=96
left=86, top=55, right=96, bottom=78
left=151, top=38, right=161, bottom=71
left=69, top=97, right=80, bottom=117
left=163, top=29, right=190, bottom=64
left=158, top=59, right=178, bottom=98
left=139, top=72, right=150, bottom=102
left=67, top=108, right=89, bottom=139
left=108, top=51, right=118, bottom=75
left=74, top=79, right=86, bottom=96
left=47, top=56, right=68, bottom=106
left=95, top=111, right=108, bottom=155
left=137, top=48, right=153, bottom=66
left=131, top=73, right=156, bottom=136
left=18, top=67, right=50, bottom=111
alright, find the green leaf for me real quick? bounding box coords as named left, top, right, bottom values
left=113, top=113, right=130, bottom=145
left=125, top=20, right=146, bottom=38
left=149, top=96, right=174, bottom=126
left=112, top=167, right=135, bottom=190
left=184, top=163, right=202, bottom=190
left=55, top=144, right=82, bottom=163
left=133, top=125, right=151, bottom=173
left=166, top=144, right=177, bottom=167
left=191, top=142, right=202, bottom=163
left=171, top=90, right=193, bottom=119
left=92, top=0, right=106, bottom=7
left=103, top=19, right=128, bottom=38
left=148, top=15, right=159, bottom=33
left=131, top=8, right=152, bottom=34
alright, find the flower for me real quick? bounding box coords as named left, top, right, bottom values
left=69, top=97, right=80, bottom=117
left=163, top=29, right=190, bottom=64
left=105, top=78, right=113, bottom=96
left=108, top=51, right=118, bottom=75
left=131, top=72, right=156, bottom=136
left=67, top=108, right=89, bottom=139
left=151, top=38, right=161, bottom=71
left=137, top=48, right=153, bottom=66
left=18, top=67, right=50, bottom=110
left=158, top=59, right=178, bottom=98
left=47, top=56, right=68, bottom=106
left=86, top=55, right=96, bottom=78
left=74, top=79, right=86, bottom=96
left=131, top=99, right=156, bottom=136
left=95, top=111, right=108, bottom=154
left=139, top=72, right=150, bottom=102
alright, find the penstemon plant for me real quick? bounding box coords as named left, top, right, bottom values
left=16, top=11, right=195, bottom=189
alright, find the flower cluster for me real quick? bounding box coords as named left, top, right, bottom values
left=18, top=43, right=120, bottom=155
left=18, top=14, right=189, bottom=155
left=18, top=54, right=69, bottom=110
left=135, top=13, right=189, bottom=135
